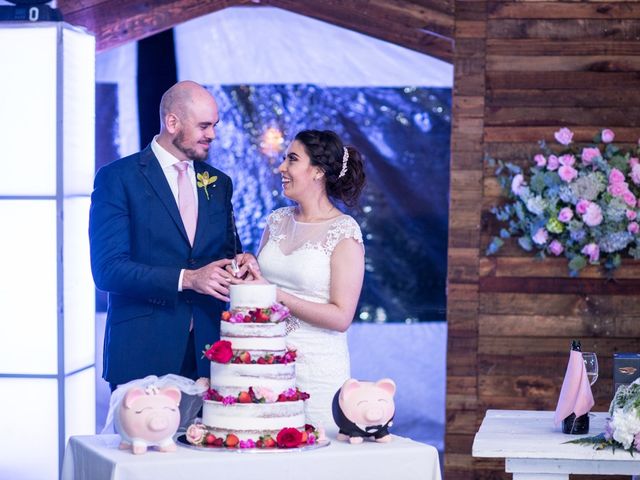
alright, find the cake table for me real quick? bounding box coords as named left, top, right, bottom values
left=62, top=433, right=441, bottom=480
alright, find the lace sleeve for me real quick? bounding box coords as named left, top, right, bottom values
left=266, top=206, right=293, bottom=244
left=323, top=216, right=364, bottom=255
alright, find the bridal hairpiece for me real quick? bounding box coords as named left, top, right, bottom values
left=338, top=147, right=349, bottom=178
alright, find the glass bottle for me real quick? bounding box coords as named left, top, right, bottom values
left=562, top=340, right=590, bottom=434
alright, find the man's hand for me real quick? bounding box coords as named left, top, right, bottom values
left=182, top=258, right=234, bottom=301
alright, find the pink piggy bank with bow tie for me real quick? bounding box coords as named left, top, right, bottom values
left=332, top=378, right=396, bottom=444
left=115, top=385, right=182, bottom=454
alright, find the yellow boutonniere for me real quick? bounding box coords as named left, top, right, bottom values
left=197, top=172, right=217, bottom=200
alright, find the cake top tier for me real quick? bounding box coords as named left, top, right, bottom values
left=230, top=284, right=277, bottom=309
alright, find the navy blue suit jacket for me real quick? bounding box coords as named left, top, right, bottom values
left=89, top=145, right=237, bottom=385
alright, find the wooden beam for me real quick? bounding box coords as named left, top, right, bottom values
left=57, top=0, right=453, bottom=61
left=58, top=0, right=251, bottom=52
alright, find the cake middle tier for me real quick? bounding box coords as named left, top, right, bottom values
left=210, top=363, right=296, bottom=396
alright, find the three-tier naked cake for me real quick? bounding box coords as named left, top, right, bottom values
left=186, top=284, right=321, bottom=449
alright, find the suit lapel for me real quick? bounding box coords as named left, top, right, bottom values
left=138, top=146, right=191, bottom=245
left=193, top=161, right=215, bottom=250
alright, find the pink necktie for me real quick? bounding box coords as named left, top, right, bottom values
left=174, top=161, right=197, bottom=246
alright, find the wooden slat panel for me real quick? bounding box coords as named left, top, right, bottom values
left=487, top=88, right=640, bottom=107
left=487, top=19, right=640, bottom=40
left=487, top=39, right=640, bottom=56
left=487, top=71, right=640, bottom=90
left=488, top=1, right=640, bottom=19
left=484, top=126, right=640, bottom=142
left=480, top=276, right=640, bottom=295
left=485, top=107, right=640, bottom=127
left=478, top=336, right=640, bottom=355
left=479, top=257, right=640, bottom=279
left=487, top=55, right=640, bottom=72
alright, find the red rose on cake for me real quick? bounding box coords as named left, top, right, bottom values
left=204, top=340, right=233, bottom=363
left=276, top=427, right=303, bottom=448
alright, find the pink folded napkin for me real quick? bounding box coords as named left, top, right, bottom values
left=553, top=350, right=595, bottom=426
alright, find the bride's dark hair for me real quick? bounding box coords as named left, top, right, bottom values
left=294, top=130, right=366, bottom=207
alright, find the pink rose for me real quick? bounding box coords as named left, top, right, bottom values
left=583, top=203, right=603, bottom=227
left=532, top=228, right=549, bottom=245
left=631, top=164, right=640, bottom=185
left=255, top=387, right=277, bottom=403
left=609, top=168, right=625, bottom=184
left=627, top=210, right=637, bottom=220
left=608, top=182, right=629, bottom=197
left=558, top=207, right=574, bottom=223
left=554, top=127, right=574, bottom=146
left=631, top=157, right=639, bottom=168
left=628, top=222, right=640, bottom=235
left=511, top=174, right=525, bottom=195
left=581, top=243, right=600, bottom=262
left=581, top=147, right=601, bottom=165
left=548, top=240, right=564, bottom=256
left=558, top=165, right=578, bottom=182
left=601, top=128, right=615, bottom=143
left=576, top=199, right=590, bottom=215
left=547, top=155, right=559, bottom=171
left=534, top=154, right=546, bottom=167
left=186, top=424, right=206, bottom=445
left=623, top=191, right=637, bottom=207
left=559, top=154, right=576, bottom=167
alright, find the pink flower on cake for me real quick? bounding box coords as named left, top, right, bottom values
left=204, top=340, right=233, bottom=363
left=582, top=243, right=600, bottom=262
left=222, top=395, right=237, bottom=405
left=601, top=128, right=615, bottom=143
left=186, top=424, right=206, bottom=445
left=583, top=203, right=603, bottom=227
left=239, top=439, right=256, bottom=449
left=229, top=312, right=245, bottom=323
left=255, top=387, right=277, bottom=403
left=554, top=127, right=574, bottom=146
left=581, top=147, right=601, bottom=165
left=548, top=240, right=564, bottom=256
left=558, top=207, right=574, bottom=223
left=276, top=428, right=302, bottom=448
left=269, top=303, right=290, bottom=323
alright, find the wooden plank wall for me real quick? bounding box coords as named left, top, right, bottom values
left=448, top=1, right=640, bottom=479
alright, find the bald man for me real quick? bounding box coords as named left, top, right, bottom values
left=90, top=81, right=246, bottom=388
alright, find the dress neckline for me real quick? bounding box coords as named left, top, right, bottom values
left=290, top=206, right=344, bottom=225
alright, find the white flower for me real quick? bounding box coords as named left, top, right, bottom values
left=611, top=408, right=640, bottom=450
left=526, top=196, right=546, bottom=216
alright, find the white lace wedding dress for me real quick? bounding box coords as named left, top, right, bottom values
left=257, top=206, right=363, bottom=432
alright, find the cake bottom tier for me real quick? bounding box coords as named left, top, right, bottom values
left=202, top=399, right=306, bottom=441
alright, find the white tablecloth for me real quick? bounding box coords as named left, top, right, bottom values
left=62, top=434, right=441, bottom=480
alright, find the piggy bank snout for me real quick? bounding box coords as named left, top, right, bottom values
left=364, top=405, right=385, bottom=422
left=147, top=413, right=170, bottom=432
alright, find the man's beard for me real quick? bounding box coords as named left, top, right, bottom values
left=173, top=130, right=209, bottom=162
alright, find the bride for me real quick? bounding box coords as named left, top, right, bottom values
left=247, top=129, right=366, bottom=432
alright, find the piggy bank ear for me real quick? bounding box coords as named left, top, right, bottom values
left=339, top=378, right=361, bottom=402
left=122, top=387, right=146, bottom=409
left=161, top=387, right=182, bottom=406
left=375, top=378, right=396, bottom=396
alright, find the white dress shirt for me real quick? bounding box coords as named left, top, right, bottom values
left=151, top=137, right=199, bottom=291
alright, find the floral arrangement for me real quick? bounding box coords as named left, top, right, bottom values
left=203, top=340, right=297, bottom=365
left=222, top=304, right=291, bottom=324
left=185, top=423, right=322, bottom=449
left=203, top=386, right=310, bottom=405
left=487, top=127, right=640, bottom=276
left=567, top=378, right=640, bottom=454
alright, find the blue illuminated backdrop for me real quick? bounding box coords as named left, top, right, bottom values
left=207, top=84, right=450, bottom=322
